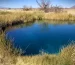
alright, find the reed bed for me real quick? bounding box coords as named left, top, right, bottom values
left=0, top=11, right=44, bottom=25
left=0, top=34, right=75, bottom=65
left=0, top=10, right=75, bottom=65
left=0, top=10, right=75, bottom=27
left=44, top=12, right=75, bottom=21
left=16, top=43, right=75, bottom=65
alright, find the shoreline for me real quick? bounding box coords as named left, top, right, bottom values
left=0, top=34, right=75, bottom=65
left=0, top=10, right=75, bottom=29
left=0, top=10, right=75, bottom=65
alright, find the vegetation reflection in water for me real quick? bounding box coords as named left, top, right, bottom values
left=6, top=21, right=75, bottom=55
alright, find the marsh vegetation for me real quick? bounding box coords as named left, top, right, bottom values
left=0, top=10, right=75, bottom=31
left=0, top=34, right=75, bottom=65
left=0, top=2, right=75, bottom=65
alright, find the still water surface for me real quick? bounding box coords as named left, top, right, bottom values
left=6, top=22, right=75, bottom=55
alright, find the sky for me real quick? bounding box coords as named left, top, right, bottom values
left=0, top=0, right=75, bottom=8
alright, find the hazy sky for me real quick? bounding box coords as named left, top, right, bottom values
left=0, top=0, right=75, bottom=8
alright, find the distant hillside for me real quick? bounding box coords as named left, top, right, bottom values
left=71, top=5, right=75, bottom=8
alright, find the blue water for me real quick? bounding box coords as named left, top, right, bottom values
left=6, top=22, right=75, bottom=55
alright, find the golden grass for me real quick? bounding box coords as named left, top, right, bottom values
left=0, top=10, right=75, bottom=27
left=0, top=34, right=16, bottom=65
left=0, top=11, right=44, bottom=25
left=44, top=12, right=75, bottom=21
left=16, top=43, right=75, bottom=65
left=0, top=33, right=22, bottom=65
left=0, top=34, right=75, bottom=65
left=0, top=9, right=75, bottom=65
left=64, top=9, right=75, bottom=15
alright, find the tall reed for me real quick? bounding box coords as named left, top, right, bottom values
left=0, top=33, right=75, bottom=65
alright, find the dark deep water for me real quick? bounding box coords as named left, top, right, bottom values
left=6, top=22, right=75, bottom=55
